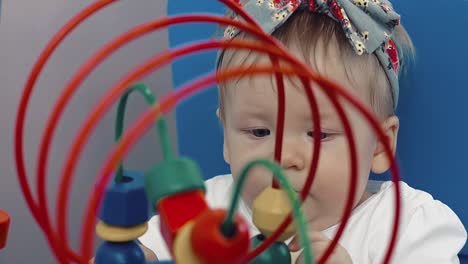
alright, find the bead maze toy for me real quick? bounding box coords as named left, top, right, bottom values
left=12, top=0, right=403, bottom=263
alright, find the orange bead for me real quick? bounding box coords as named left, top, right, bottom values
left=0, top=209, right=10, bottom=249
left=172, top=222, right=202, bottom=264
left=157, top=190, right=208, bottom=249
left=190, top=209, right=250, bottom=264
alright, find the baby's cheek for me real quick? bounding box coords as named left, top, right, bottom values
left=310, top=149, right=353, bottom=212
left=319, top=170, right=349, bottom=206
left=232, top=165, right=274, bottom=207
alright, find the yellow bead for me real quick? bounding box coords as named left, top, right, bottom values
left=290, top=250, right=302, bottom=264
left=172, top=222, right=202, bottom=264
left=252, top=187, right=297, bottom=241
left=96, top=220, right=148, bottom=242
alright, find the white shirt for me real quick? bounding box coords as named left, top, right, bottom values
left=139, top=174, right=467, bottom=263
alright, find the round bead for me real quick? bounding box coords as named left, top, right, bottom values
left=94, top=240, right=145, bottom=264
left=172, top=222, right=202, bottom=264
left=252, top=187, right=297, bottom=241
left=190, top=209, right=250, bottom=264
left=96, top=220, right=148, bottom=242
left=0, top=209, right=10, bottom=249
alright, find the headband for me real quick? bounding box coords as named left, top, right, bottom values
left=221, top=0, right=401, bottom=109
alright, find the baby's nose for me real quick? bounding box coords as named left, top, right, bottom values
left=280, top=145, right=306, bottom=171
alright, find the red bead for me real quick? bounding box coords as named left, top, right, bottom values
left=190, top=209, right=250, bottom=264
left=157, top=190, right=208, bottom=250
left=0, top=209, right=10, bottom=250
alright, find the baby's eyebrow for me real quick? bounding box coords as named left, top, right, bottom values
left=235, top=106, right=271, bottom=119
left=305, top=113, right=345, bottom=130
left=302, top=109, right=336, bottom=122
left=321, top=111, right=340, bottom=122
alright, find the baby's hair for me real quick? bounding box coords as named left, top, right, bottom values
left=217, top=10, right=415, bottom=120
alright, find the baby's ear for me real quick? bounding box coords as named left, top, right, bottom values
left=371, top=116, right=400, bottom=174
left=217, top=108, right=230, bottom=164
left=217, top=108, right=227, bottom=127
left=216, top=108, right=223, bottom=123
left=223, top=138, right=230, bottom=165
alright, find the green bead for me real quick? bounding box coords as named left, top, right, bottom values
left=144, top=158, right=205, bottom=206
left=249, top=234, right=291, bottom=264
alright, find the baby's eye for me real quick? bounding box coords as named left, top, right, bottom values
left=249, top=128, right=271, bottom=138
left=307, top=131, right=330, bottom=140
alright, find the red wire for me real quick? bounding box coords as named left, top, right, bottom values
left=63, top=40, right=290, bottom=261
left=14, top=0, right=115, bottom=263
left=220, top=2, right=401, bottom=263
left=65, top=36, right=399, bottom=262
left=78, top=61, right=400, bottom=263
left=313, top=76, right=402, bottom=264
left=243, top=76, right=322, bottom=262
left=220, top=0, right=286, bottom=189
left=316, top=85, right=358, bottom=263
left=245, top=73, right=402, bottom=263
left=220, top=2, right=328, bottom=248
left=46, top=15, right=276, bottom=253
left=78, top=65, right=301, bottom=261
left=220, top=1, right=354, bottom=262
left=272, top=58, right=285, bottom=189
left=221, top=0, right=283, bottom=190
left=242, top=72, right=359, bottom=263
left=45, top=14, right=400, bottom=264
left=41, top=16, right=315, bottom=260
left=28, top=1, right=310, bottom=262
left=26, top=2, right=398, bottom=264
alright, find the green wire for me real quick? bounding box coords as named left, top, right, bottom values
left=114, top=83, right=174, bottom=183
left=221, top=159, right=314, bottom=264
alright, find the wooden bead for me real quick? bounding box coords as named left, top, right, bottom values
left=190, top=209, right=250, bottom=264
left=0, top=209, right=10, bottom=249
left=252, top=187, right=297, bottom=241
left=158, top=190, right=208, bottom=249
left=172, top=222, right=202, bottom=264
left=99, top=171, right=150, bottom=227
left=94, top=240, right=145, bottom=264
left=96, top=220, right=148, bottom=242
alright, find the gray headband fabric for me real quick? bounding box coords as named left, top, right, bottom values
left=221, top=0, right=401, bottom=109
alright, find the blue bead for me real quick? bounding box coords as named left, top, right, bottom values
left=95, top=240, right=145, bottom=264
left=99, top=171, right=150, bottom=226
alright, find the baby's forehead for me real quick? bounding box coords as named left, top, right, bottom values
left=222, top=35, right=374, bottom=99
left=225, top=73, right=345, bottom=114
left=223, top=51, right=372, bottom=111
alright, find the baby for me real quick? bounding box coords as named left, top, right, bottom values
left=138, top=0, right=467, bottom=263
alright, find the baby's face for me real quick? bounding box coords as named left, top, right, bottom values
left=220, top=57, right=380, bottom=230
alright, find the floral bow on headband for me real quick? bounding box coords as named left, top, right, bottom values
left=222, top=0, right=402, bottom=109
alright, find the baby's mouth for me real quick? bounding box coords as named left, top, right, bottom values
left=294, top=189, right=314, bottom=199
